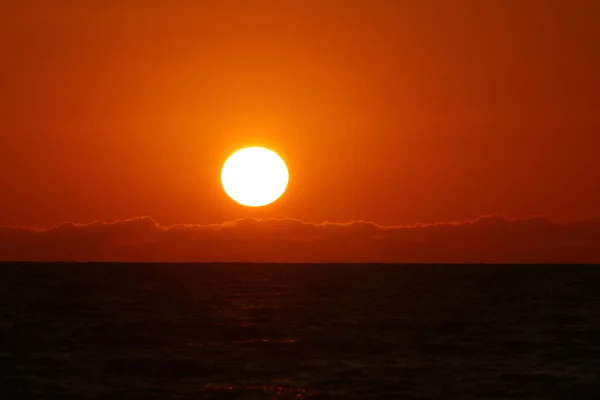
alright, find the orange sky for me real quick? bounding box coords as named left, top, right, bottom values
left=2, top=0, right=599, bottom=229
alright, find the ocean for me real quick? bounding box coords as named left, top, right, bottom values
left=1, top=263, right=599, bottom=399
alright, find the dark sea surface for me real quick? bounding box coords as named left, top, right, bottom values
left=1, top=263, right=600, bottom=399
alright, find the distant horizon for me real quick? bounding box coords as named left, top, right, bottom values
left=2, top=214, right=600, bottom=264
left=2, top=261, right=599, bottom=265
left=4, top=212, right=600, bottom=231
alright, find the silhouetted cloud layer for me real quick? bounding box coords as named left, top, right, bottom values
left=1, top=215, right=600, bottom=263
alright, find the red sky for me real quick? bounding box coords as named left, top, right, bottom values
left=1, top=0, right=599, bottom=254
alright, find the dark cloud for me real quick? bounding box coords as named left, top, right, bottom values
left=1, top=215, right=599, bottom=263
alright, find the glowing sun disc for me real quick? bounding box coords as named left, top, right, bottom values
left=221, top=147, right=289, bottom=207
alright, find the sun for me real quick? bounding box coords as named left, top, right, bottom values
left=221, top=147, right=289, bottom=207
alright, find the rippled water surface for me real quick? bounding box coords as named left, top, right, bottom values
left=1, top=263, right=600, bottom=399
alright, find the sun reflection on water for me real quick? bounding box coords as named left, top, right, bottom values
left=203, top=383, right=320, bottom=399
